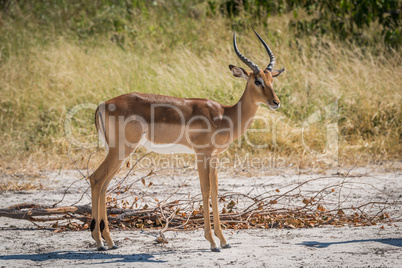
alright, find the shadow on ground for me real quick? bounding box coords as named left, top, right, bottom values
left=0, top=251, right=165, bottom=264
left=298, top=238, right=402, bottom=248
left=0, top=248, right=213, bottom=264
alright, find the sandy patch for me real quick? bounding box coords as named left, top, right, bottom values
left=0, top=168, right=401, bottom=267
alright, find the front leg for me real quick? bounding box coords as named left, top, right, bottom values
left=196, top=154, right=219, bottom=252
left=209, top=155, right=230, bottom=249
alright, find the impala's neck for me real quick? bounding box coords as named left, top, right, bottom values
left=225, top=85, right=259, bottom=141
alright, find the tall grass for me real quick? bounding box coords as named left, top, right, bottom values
left=0, top=1, right=400, bottom=172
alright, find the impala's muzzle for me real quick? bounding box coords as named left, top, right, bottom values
left=268, top=103, right=280, bottom=110
left=268, top=100, right=280, bottom=110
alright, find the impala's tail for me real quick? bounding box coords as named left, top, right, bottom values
left=95, top=104, right=108, bottom=148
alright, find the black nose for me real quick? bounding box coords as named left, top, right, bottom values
left=273, top=100, right=279, bottom=106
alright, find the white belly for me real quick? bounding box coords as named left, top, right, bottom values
left=139, top=135, right=194, bottom=154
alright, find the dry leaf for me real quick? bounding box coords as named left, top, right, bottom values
left=227, top=200, right=236, bottom=209
left=337, top=209, right=345, bottom=215
left=379, top=213, right=390, bottom=219
left=156, top=236, right=168, bottom=244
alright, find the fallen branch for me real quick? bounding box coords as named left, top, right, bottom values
left=0, top=198, right=397, bottom=232
left=1, top=163, right=399, bottom=234
left=0, top=203, right=91, bottom=221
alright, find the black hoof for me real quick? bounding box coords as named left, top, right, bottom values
left=211, top=247, right=221, bottom=252
left=97, top=246, right=107, bottom=251
left=221, top=244, right=231, bottom=249
left=109, top=245, right=119, bottom=250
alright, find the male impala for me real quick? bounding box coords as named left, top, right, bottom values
left=89, top=30, right=285, bottom=252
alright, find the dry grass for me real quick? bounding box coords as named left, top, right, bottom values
left=0, top=174, right=44, bottom=192
left=0, top=4, right=401, bottom=173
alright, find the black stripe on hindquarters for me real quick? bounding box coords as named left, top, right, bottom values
left=100, top=220, right=105, bottom=240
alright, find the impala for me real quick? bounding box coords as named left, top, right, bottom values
left=89, top=30, right=285, bottom=252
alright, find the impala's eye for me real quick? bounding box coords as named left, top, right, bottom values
left=254, top=80, right=262, bottom=86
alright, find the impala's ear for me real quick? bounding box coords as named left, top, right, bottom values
left=229, top=65, right=249, bottom=80
left=271, top=68, right=285, bottom=78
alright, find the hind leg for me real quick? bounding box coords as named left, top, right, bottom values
left=90, top=110, right=145, bottom=250
left=98, top=190, right=117, bottom=249
left=89, top=150, right=127, bottom=250
left=98, top=144, right=138, bottom=249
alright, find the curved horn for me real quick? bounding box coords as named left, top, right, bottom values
left=233, top=31, right=260, bottom=74
left=252, top=29, right=275, bottom=72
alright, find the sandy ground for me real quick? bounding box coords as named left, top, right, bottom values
left=0, top=168, right=401, bottom=267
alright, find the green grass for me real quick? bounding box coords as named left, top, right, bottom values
left=0, top=1, right=400, bottom=172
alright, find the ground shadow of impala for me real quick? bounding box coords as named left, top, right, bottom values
left=298, top=238, right=402, bottom=248
left=0, top=250, right=166, bottom=264
left=0, top=248, right=212, bottom=264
